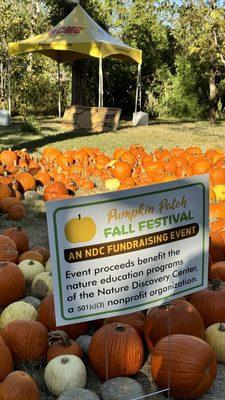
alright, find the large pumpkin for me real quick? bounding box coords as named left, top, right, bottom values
left=37, top=294, right=89, bottom=339
left=0, top=235, right=18, bottom=263
left=144, top=299, right=205, bottom=351
left=0, top=336, right=13, bottom=382
left=0, top=371, right=40, bottom=400
left=190, top=280, right=225, bottom=327
left=0, top=262, right=25, bottom=307
left=88, top=323, right=144, bottom=380
left=151, top=334, right=217, bottom=399
left=1, top=320, right=48, bottom=361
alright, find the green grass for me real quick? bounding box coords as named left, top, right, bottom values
left=1, top=116, right=225, bottom=155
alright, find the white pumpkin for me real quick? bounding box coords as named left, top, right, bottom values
left=18, top=259, right=45, bottom=283
left=44, top=355, right=86, bottom=396
left=31, top=271, right=53, bottom=299
left=0, top=301, right=37, bottom=329
left=45, top=258, right=52, bottom=272
left=206, top=322, right=225, bottom=362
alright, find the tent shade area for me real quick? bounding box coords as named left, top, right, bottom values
left=8, top=4, right=142, bottom=131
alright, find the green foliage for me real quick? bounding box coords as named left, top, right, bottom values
left=22, top=115, right=41, bottom=133
left=145, top=57, right=207, bottom=119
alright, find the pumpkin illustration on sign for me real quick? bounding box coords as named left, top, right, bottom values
left=65, top=215, right=96, bottom=244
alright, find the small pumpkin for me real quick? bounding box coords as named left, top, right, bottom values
left=0, top=235, right=18, bottom=263
left=0, top=301, right=37, bottom=329
left=205, top=322, right=225, bottom=362
left=76, top=335, right=92, bottom=354
left=100, top=377, right=145, bottom=400
left=18, top=259, right=45, bottom=283
left=0, top=336, right=13, bottom=382
left=0, top=262, right=25, bottom=307
left=23, top=296, right=41, bottom=309
left=104, top=178, right=120, bottom=191
left=3, top=226, right=29, bottom=254
left=47, top=330, right=83, bottom=362
left=151, top=334, right=217, bottom=399
left=0, top=371, right=40, bottom=400
left=8, top=203, right=26, bottom=220
left=0, top=197, right=20, bottom=213
left=89, top=323, right=144, bottom=380
left=57, top=388, right=100, bottom=400
left=44, top=181, right=68, bottom=201
left=15, top=172, right=36, bottom=192
left=18, top=250, right=44, bottom=264
left=31, top=246, right=50, bottom=263
left=31, top=271, right=53, bottom=299
left=44, top=355, right=86, bottom=396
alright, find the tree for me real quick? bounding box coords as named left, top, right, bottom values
left=173, top=0, right=225, bottom=121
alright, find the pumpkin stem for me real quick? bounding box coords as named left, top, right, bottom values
left=48, top=330, right=71, bottom=347
left=78, top=214, right=81, bottom=220
left=114, top=324, right=125, bottom=332
left=219, top=323, right=225, bottom=332
left=28, top=260, right=35, bottom=265
left=211, top=279, right=221, bottom=291
left=61, top=357, right=69, bottom=364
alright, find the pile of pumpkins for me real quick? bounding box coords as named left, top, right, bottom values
left=2, top=144, right=225, bottom=399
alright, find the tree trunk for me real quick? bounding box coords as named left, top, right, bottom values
left=71, top=59, right=89, bottom=106
left=209, top=68, right=217, bottom=123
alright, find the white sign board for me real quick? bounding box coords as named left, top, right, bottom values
left=46, top=175, right=209, bottom=326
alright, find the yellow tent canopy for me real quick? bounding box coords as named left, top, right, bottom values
left=8, top=4, right=142, bottom=64
left=7, top=4, right=142, bottom=117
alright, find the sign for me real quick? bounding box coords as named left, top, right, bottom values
left=46, top=175, right=209, bottom=326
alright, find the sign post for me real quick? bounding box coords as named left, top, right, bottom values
left=46, top=175, right=209, bottom=326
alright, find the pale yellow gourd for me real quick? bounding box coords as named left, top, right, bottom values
left=104, top=178, right=120, bottom=191
left=206, top=322, right=225, bottom=362
left=45, top=258, right=52, bottom=272
left=0, top=301, right=37, bottom=329
left=31, top=271, right=53, bottom=299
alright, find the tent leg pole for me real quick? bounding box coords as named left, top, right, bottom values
left=98, top=57, right=103, bottom=107
left=57, top=62, right=61, bottom=119
left=134, top=63, right=141, bottom=114
left=7, top=56, right=11, bottom=118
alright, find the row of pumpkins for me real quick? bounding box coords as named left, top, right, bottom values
left=1, top=145, right=225, bottom=399
left=0, top=145, right=225, bottom=202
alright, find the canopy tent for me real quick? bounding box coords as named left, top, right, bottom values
left=8, top=4, right=142, bottom=117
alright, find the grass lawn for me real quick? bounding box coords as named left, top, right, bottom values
left=1, top=116, right=225, bottom=154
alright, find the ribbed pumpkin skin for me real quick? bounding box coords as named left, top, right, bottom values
left=37, top=294, right=89, bottom=339
left=190, top=285, right=225, bottom=327
left=0, top=371, right=40, bottom=400
left=144, top=300, right=205, bottom=351
left=210, top=261, right=225, bottom=281
left=151, top=334, right=217, bottom=399
left=104, top=312, right=145, bottom=339
left=1, top=320, right=48, bottom=361
left=0, top=235, right=18, bottom=263
left=0, top=262, right=25, bottom=307
left=0, top=336, right=13, bottom=382
left=88, top=323, right=144, bottom=380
